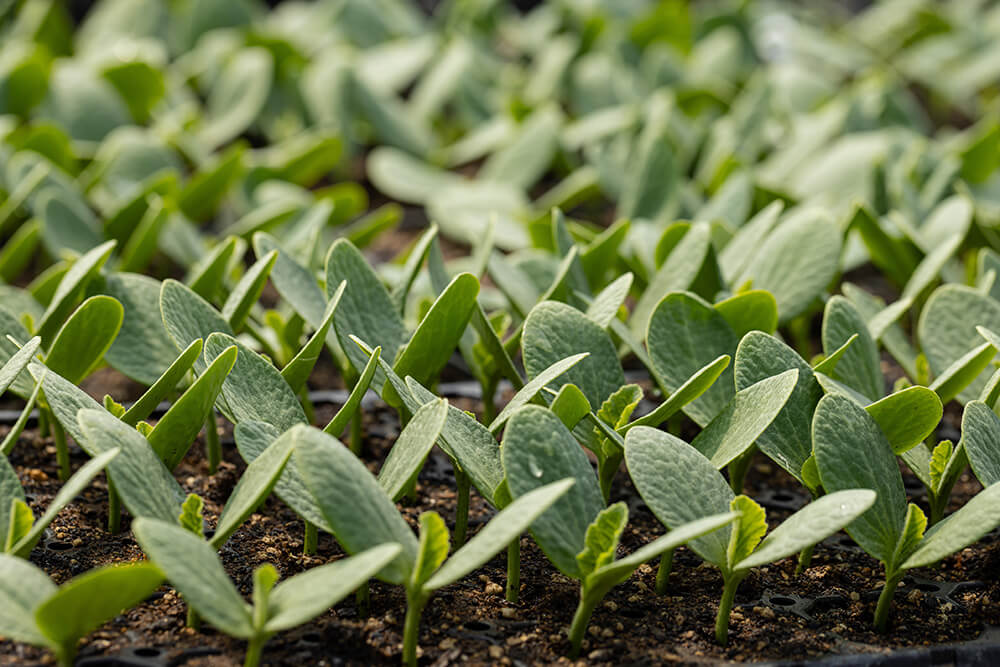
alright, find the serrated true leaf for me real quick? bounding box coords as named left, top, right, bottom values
left=726, top=495, right=767, bottom=569
left=576, top=502, right=628, bottom=578
left=411, top=512, right=450, bottom=588
left=178, top=494, right=204, bottom=537
left=903, top=482, right=1000, bottom=569
left=889, top=504, right=927, bottom=570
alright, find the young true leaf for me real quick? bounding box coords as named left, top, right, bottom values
left=178, top=494, right=204, bottom=537
left=625, top=426, right=873, bottom=644
left=814, top=394, right=1000, bottom=630
left=4, top=449, right=119, bottom=557
left=646, top=292, right=738, bottom=426
left=133, top=518, right=401, bottom=667
left=522, top=301, right=624, bottom=411
left=0, top=555, right=162, bottom=667
left=503, top=406, right=738, bottom=655
left=291, top=424, right=570, bottom=666
left=378, top=399, right=448, bottom=501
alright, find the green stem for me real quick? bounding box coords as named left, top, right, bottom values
left=350, top=410, right=363, bottom=456
left=356, top=581, right=370, bottom=618
left=795, top=544, right=814, bottom=576
left=303, top=521, right=318, bottom=555
left=453, top=470, right=470, bottom=546
left=567, top=587, right=599, bottom=659
left=205, top=412, right=221, bottom=474
left=244, top=635, right=266, bottom=667
left=51, top=415, right=70, bottom=481
left=655, top=549, right=674, bottom=594
left=38, top=407, right=49, bottom=438
left=929, top=493, right=946, bottom=526
left=402, top=592, right=428, bottom=667
left=55, top=646, right=73, bottom=667
left=598, top=450, right=622, bottom=504
left=481, top=378, right=498, bottom=425
left=107, top=477, right=121, bottom=534
left=727, top=446, right=756, bottom=495
left=715, top=575, right=741, bottom=646
left=506, top=538, right=520, bottom=603
left=187, top=605, right=200, bottom=630
left=874, top=573, right=902, bottom=633
left=299, top=386, right=316, bottom=425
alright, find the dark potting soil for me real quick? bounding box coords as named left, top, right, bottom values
left=2, top=374, right=1000, bottom=667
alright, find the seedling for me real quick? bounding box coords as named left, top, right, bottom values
left=502, top=405, right=740, bottom=656
left=625, top=425, right=874, bottom=644
left=813, top=394, right=1000, bottom=631
left=133, top=518, right=401, bottom=667
left=0, top=555, right=162, bottom=667
left=289, top=423, right=573, bottom=666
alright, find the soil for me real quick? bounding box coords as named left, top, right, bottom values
left=3, top=368, right=1000, bottom=667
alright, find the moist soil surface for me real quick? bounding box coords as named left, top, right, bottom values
left=3, top=374, right=1000, bottom=667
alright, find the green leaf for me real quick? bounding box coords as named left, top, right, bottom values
left=714, top=290, right=778, bottom=338
left=390, top=225, right=439, bottom=313
left=548, top=383, right=592, bottom=430
left=10, top=448, right=119, bottom=558
left=734, top=332, right=823, bottom=482
left=186, top=237, right=240, bottom=303
left=576, top=502, right=628, bottom=578
left=0, top=337, right=40, bottom=398
left=736, top=490, right=876, bottom=571
left=918, top=285, right=1000, bottom=402
left=501, top=406, right=605, bottom=579
left=179, top=143, right=245, bottom=222
left=811, top=335, right=857, bottom=376
left=5, top=500, right=34, bottom=554
left=523, top=301, right=624, bottom=411
left=903, top=482, right=1000, bottom=569
left=624, top=426, right=733, bottom=567
left=585, top=274, right=632, bottom=329
left=929, top=341, right=997, bottom=406
left=234, top=421, right=331, bottom=533
left=393, top=273, right=479, bottom=387
left=864, top=387, right=942, bottom=455
left=222, top=250, right=278, bottom=331
left=726, top=495, right=767, bottom=570
left=281, top=293, right=339, bottom=393
left=822, top=296, right=883, bottom=401
left=489, top=353, right=588, bottom=434
left=44, top=296, right=123, bottom=385
left=103, top=273, right=180, bottom=386
left=889, top=504, right=927, bottom=571
left=198, top=47, right=273, bottom=149
left=1, top=378, right=41, bottom=455
left=960, top=401, right=1000, bottom=486
left=323, top=345, right=380, bottom=436
left=160, top=279, right=234, bottom=370
left=378, top=399, right=448, bottom=501
left=647, top=291, right=738, bottom=426
left=292, top=426, right=418, bottom=585
left=178, top=494, right=204, bottom=537
left=0, top=554, right=53, bottom=645
left=423, top=479, right=574, bottom=592
left=929, top=440, right=954, bottom=492
left=211, top=433, right=294, bottom=549
left=36, top=240, right=116, bottom=345
left=0, top=455, right=25, bottom=541
left=622, top=355, right=730, bottom=433
left=30, top=360, right=102, bottom=445
left=597, top=385, right=643, bottom=430
left=35, top=561, right=162, bottom=656
left=132, top=518, right=253, bottom=638
left=737, top=212, right=841, bottom=323
left=147, top=345, right=237, bottom=469
left=632, top=224, right=713, bottom=339
left=265, top=543, right=402, bottom=633
left=326, top=239, right=408, bottom=381
left=77, top=409, right=183, bottom=523
left=480, top=106, right=562, bottom=190
left=118, top=197, right=168, bottom=273
left=121, top=339, right=203, bottom=426
left=204, top=333, right=306, bottom=432
left=692, top=369, right=798, bottom=468
left=813, top=394, right=906, bottom=564
left=411, top=512, right=450, bottom=588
